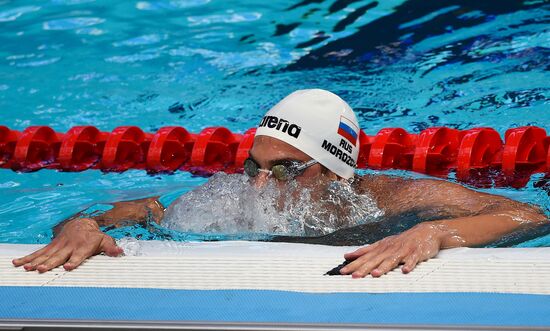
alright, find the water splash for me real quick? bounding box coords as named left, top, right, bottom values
left=163, top=173, right=383, bottom=237
left=117, top=237, right=142, bottom=256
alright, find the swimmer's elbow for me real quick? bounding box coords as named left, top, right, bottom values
left=528, top=209, right=550, bottom=225
left=498, top=205, right=549, bottom=227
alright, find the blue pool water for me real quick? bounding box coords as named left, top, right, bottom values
left=0, top=0, right=548, bottom=245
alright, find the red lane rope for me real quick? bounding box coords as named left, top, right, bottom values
left=0, top=125, right=548, bottom=187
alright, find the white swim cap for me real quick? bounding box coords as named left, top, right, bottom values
left=255, top=89, right=360, bottom=179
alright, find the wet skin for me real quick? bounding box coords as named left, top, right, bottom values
left=12, top=197, right=163, bottom=273
left=13, top=136, right=549, bottom=277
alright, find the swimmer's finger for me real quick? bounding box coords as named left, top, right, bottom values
left=343, top=244, right=378, bottom=260
left=63, top=249, right=92, bottom=271
left=23, top=249, right=59, bottom=271
left=351, top=255, right=387, bottom=278
left=340, top=252, right=372, bottom=274
left=342, top=250, right=388, bottom=278
left=340, top=246, right=385, bottom=275
left=346, top=242, right=408, bottom=278
left=100, top=235, right=123, bottom=257
left=12, top=245, right=53, bottom=267
left=36, top=248, right=72, bottom=273
left=371, top=254, right=404, bottom=278
left=401, top=253, right=420, bottom=274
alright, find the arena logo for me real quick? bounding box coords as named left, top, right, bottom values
left=321, top=139, right=356, bottom=167
left=259, top=116, right=301, bottom=138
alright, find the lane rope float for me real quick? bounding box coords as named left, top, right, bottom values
left=0, top=125, right=548, bottom=187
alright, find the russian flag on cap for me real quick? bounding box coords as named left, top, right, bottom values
left=337, top=116, right=359, bottom=146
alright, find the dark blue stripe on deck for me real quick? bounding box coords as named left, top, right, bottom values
left=1, top=287, right=550, bottom=326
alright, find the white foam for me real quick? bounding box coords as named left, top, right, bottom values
left=163, top=173, right=383, bottom=237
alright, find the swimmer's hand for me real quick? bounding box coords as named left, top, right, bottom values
left=340, top=222, right=445, bottom=278
left=12, top=218, right=123, bottom=273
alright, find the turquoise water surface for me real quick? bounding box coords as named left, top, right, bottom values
left=0, top=0, right=548, bottom=245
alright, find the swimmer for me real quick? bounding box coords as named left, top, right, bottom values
left=13, top=89, right=549, bottom=278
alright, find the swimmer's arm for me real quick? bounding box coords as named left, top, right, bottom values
left=366, top=175, right=548, bottom=244
left=14, top=197, right=165, bottom=273
left=53, top=196, right=165, bottom=236
left=342, top=177, right=548, bottom=278
left=427, top=210, right=548, bottom=248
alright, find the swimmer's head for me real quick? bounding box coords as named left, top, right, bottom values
left=253, top=89, right=360, bottom=179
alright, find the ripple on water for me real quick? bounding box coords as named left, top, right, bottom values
left=51, top=0, right=96, bottom=4
left=0, top=200, right=35, bottom=215
left=136, top=0, right=210, bottom=11
left=6, top=54, right=36, bottom=61
left=13, top=57, right=61, bottom=68
left=113, top=34, right=166, bottom=47
left=0, top=181, right=19, bottom=188
left=169, top=43, right=295, bottom=70
left=187, top=12, right=262, bottom=26
left=105, top=53, right=161, bottom=64
left=43, top=17, right=105, bottom=30
left=0, top=6, right=40, bottom=22
left=75, top=27, right=105, bottom=35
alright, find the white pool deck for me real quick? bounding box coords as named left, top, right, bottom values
left=1, top=241, right=550, bottom=294
left=2, top=241, right=550, bottom=330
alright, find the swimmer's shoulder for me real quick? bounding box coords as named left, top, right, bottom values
left=351, top=174, right=412, bottom=211
left=353, top=173, right=410, bottom=196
